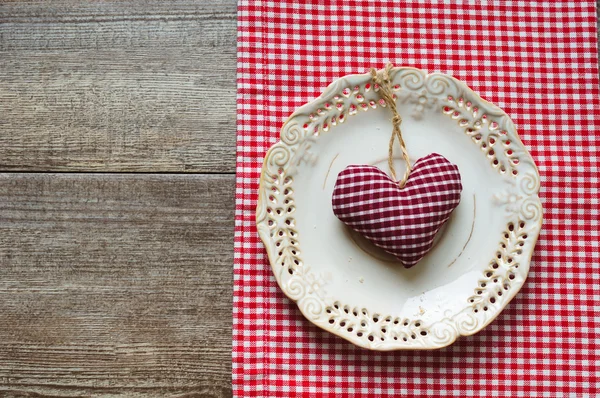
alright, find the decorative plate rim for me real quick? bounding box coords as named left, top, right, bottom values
left=256, top=66, right=543, bottom=350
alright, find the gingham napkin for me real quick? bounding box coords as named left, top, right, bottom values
left=235, top=2, right=600, bottom=396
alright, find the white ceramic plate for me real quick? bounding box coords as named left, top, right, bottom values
left=256, top=67, right=542, bottom=350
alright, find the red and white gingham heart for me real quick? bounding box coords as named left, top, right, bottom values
left=332, top=153, right=462, bottom=268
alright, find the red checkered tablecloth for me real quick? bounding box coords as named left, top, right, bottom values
left=234, top=2, right=600, bottom=396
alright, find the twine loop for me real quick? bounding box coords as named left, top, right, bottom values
left=370, top=63, right=412, bottom=188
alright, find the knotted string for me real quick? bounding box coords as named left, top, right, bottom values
left=370, top=63, right=412, bottom=188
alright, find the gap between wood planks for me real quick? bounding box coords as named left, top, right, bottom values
left=0, top=171, right=237, bottom=175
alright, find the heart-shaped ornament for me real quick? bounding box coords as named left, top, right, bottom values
left=332, top=153, right=462, bottom=268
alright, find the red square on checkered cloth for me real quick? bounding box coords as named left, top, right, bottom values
left=235, top=1, right=600, bottom=396
left=332, top=154, right=462, bottom=267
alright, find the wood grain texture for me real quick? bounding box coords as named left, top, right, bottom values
left=0, top=173, right=234, bottom=397
left=0, top=0, right=237, bottom=172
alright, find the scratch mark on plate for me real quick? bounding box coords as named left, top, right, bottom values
left=448, top=193, right=477, bottom=268
left=323, top=153, right=340, bottom=190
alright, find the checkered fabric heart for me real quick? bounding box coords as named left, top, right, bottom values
left=332, top=153, right=462, bottom=267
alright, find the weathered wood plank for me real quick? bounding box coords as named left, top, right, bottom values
left=0, top=173, right=234, bottom=396
left=0, top=0, right=237, bottom=173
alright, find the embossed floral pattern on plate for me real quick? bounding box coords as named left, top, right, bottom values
left=256, top=67, right=542, bottom=350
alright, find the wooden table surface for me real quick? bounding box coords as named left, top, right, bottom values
left=0, top=1, right=235, bottom=396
